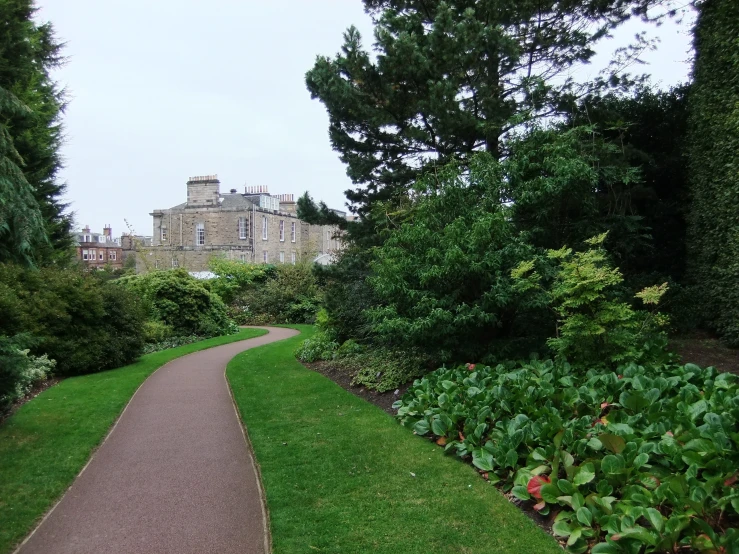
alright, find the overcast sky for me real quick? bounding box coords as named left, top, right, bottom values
left=36, top=1, right=695, bottom=238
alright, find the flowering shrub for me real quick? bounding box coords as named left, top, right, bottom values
left=0, top=335, right=56, bottom=413
left=394, top=360, right=739, bottom=553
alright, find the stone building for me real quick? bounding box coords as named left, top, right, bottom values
left=74, top=225, right=124, bottom=269
left=137, top=175, right=343, bottom=272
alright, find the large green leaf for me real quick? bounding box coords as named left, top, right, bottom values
left=472, top=449, right=495, bottom=471
left=645, top=508, right=664, bottom=533
left=574, top=463, right=595, bottom=485
left=552, top=520, right=572, bottom=537
left=601, top=455, right=624, bottom=475
left=576, top=506, right=593, bottom=527
left=431, top=418, right=448, bottom=436
left=540, top=483, right=560, bottom=504
left=599, top=434, right=626, bottom=454
left=413, top=420, right=430, bottom=435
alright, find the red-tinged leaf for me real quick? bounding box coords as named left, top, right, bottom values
left=666, top=431, right=674, bottom=437
left=725, top=474, right=738, bottom=487
left=641, top=475, right=661, bottom=489
left=436, top=436, right=447, bottom=446
left=534, top=501, right=546, bottom=511
left=459, top=431, right=465, bottom=441
left=617, top=375, right=623, bottom=379
left=600, top=402, right=609, bottom=409
left=612, top=534, right=621, bottom=541
left=481, top=472, right=489, bottom=481
left=527, top=475, right=551, bottom=499
left=467, top=363, right=476, bottom=371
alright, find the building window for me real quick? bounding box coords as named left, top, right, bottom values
left=161, top=227, right=168, bottom=242
left=171, top=257, right=179, bottom=268
left=291, top=222, right=296, bottom=242
left=291, top=251, right=296, bottom=264
left=196, top=223, right=205, bottom=245
left=262, top=216, right=268, bottom=240
left=84, top=235, right=91, bottom=242
left=263, top=250, right=268, bottom=263
left=155, top=260, right=159, bottom=269
left=109, top=251, right=117, bottom=261
left=239, top=252, right=246, bottom=262
left=279, top=220, right=284, bottom=242
left=98, top=235, right=106, bottom=243
left=279, top=251, right=285, bottom=263
left=82, top=249, right=89, bottom=260
left=99, top=252, right=104, bottom=260
left=238, top=217, right=247, bottom=240
left=90, top=249, right=96, bottom=261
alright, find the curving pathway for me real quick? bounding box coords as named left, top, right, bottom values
left=16, top=327, right=299, bottom=554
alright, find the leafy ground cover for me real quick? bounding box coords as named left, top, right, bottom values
left=0, top=327, right=267, bottom=554
left=395, top=360, right=739, bottom=553
left=226, top=325, right=561, bottom=554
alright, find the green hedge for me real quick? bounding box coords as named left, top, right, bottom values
left=0, top=264, right=146, bottom=376
left=686, top=0, right=739, bottom=345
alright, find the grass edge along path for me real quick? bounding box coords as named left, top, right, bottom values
left=227, top=325, right=561, bottom=554
left=0, top=327, right=268, bottom=554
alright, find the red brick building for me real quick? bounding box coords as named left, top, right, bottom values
left=74, top=225, right=124, bottom=269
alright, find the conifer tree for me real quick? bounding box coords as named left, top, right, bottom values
left=306, top=0, right=662, bottom=217
left=0, top=0, right=70, bottom=266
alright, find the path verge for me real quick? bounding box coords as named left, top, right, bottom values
left=227, top=325, right=561, bottom=554
left=0, top=327, right=267, bottom=554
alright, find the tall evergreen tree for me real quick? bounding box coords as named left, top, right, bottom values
left=0, top=0, right=70, bottom=266
left=686, top=0, right=739, bottom=345
left=306, top=0, right=663, bottom=218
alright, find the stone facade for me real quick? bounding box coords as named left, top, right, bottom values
left=136, top=176, right=343, bottom=273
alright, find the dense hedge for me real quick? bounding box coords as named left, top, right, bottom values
left=223, top=262, right=322, bottom=325
left=686, top=0, right=739, bottom=345
left=0, top=264, right=146, bottom=376
left=117, top=269, right=235, bottom=338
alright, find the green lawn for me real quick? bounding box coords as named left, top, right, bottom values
left=0, top=327, right=268, bottom=554
left=227, top=325, right=561, bottom=554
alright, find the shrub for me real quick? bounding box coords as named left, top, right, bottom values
left=141, top=335, right=201, bottom=355
left=142, top=321, right=174, bottom=344
left=335, top=339, right=363, bottom=359
left=512, top=233, right=671, bottom=371
left=208, top=259, right=276, bottom=305
left=347, top=347, right=428, bottom=392
left=0, top=334, right=55, bottom=413
left=118, top=269, right=235, bottom=338
left=395, top=360, right=739, bottom=553
left=230, top=262, right=322, bottom=325
left=0, top=263, right=146, bottom=375
left=294, top=332, right=339, bottom=363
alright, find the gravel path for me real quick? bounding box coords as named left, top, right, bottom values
left=16, top=327, right=299, bottom=554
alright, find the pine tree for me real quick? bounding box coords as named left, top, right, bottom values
left=0, top=0, right=70, bottom=266
left=306, top=0, right=662, bottom=217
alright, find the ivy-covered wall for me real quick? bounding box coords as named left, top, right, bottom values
left=686, top=0, right=739, bottom=345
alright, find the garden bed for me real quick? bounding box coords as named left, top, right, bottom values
left=301, top=360, right=412, bottom=414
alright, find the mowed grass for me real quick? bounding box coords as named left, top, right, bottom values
left=0, top=327, right=268, bottom=554
left=227, top=325, right=561, bottom=554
